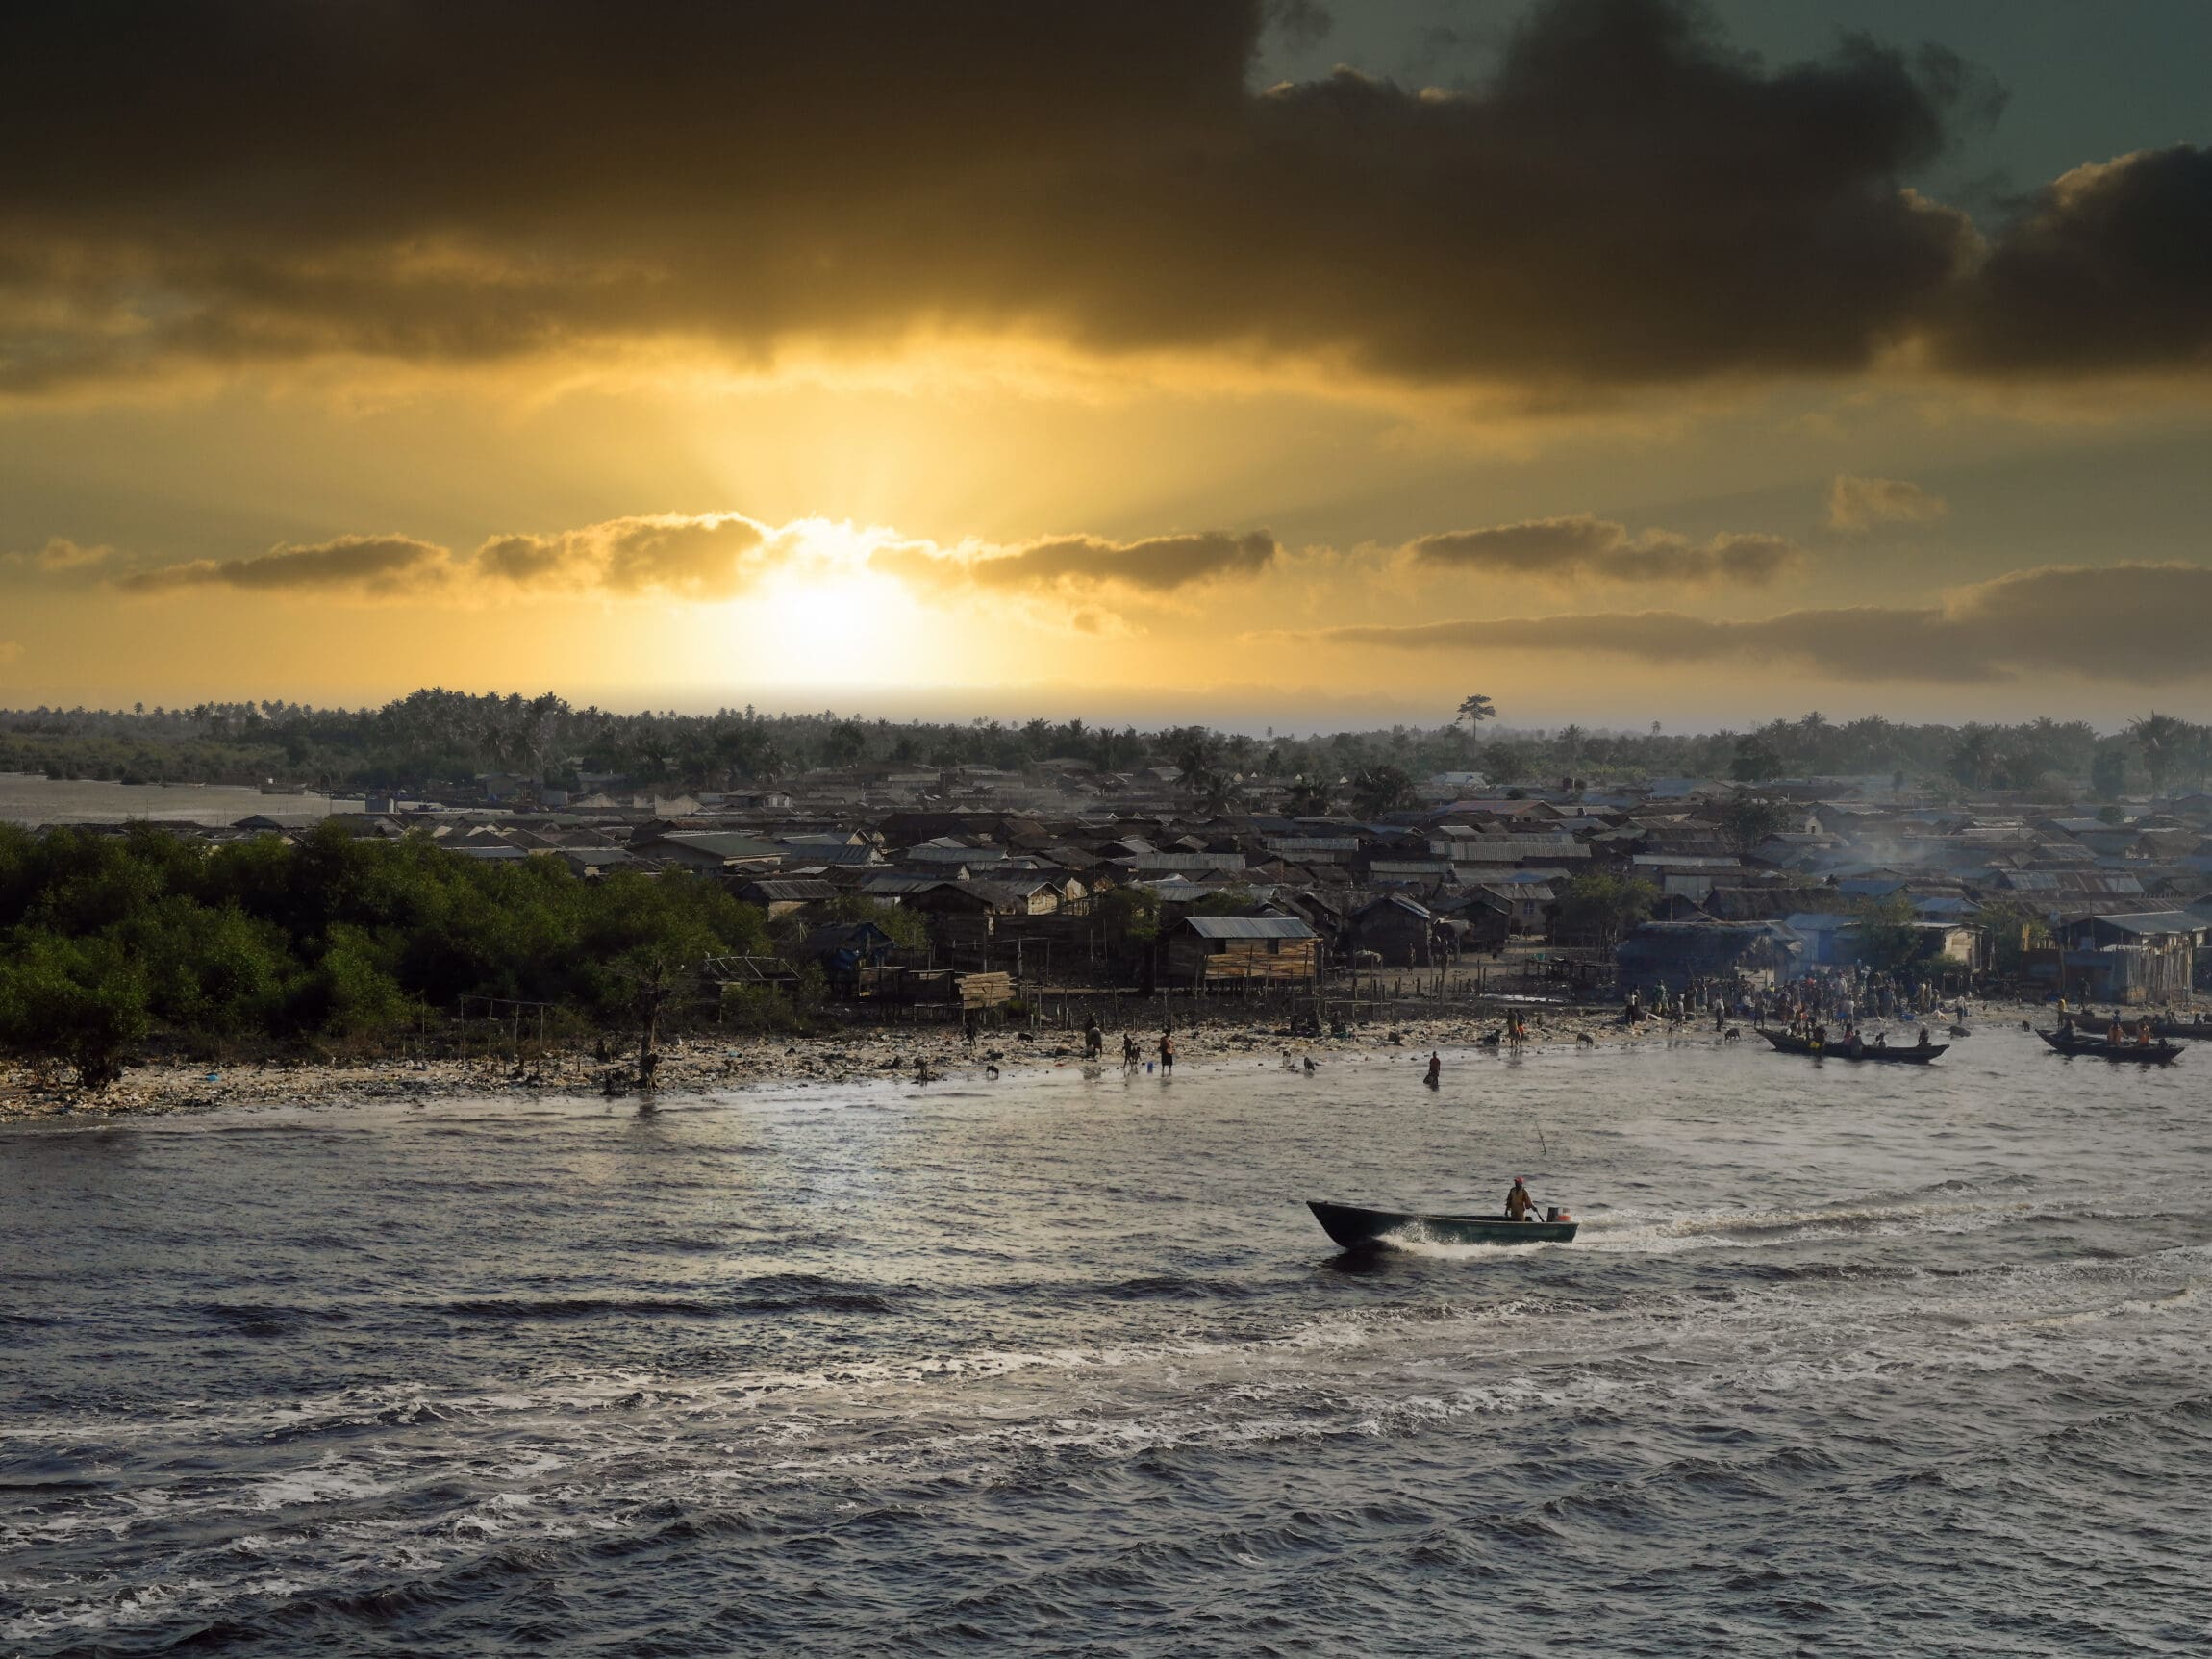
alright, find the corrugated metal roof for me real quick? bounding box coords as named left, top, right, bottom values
left=2084, top=910, right=2203, bottom=937
left=1181, top=916, right=1319, bottom=940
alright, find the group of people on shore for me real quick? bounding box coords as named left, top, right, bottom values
left=1626, top=968, right=1966, bottom=1034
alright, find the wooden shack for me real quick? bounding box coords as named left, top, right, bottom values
left=861, top=967, right=1015, bottom=1009
left=1345, top=893, right=1445, bottom=967
left=1164, top=916, right=1319, bottom=984
left=2058, top=910, right=2200, bottom=1004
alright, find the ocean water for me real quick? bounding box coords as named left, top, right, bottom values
left=0, top=775, right=345, bottom=828
left=3, top=1026, right=2208, bottom=1655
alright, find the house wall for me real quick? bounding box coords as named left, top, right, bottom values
left=1348, top=912, right=1436, bottom=967
left=2064, top=942, right=2194, bottom=1005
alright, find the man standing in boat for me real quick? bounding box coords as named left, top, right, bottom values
left=1505, top=1176, right=1540, bottom=1221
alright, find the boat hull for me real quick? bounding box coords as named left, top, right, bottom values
left=2036, top=1029, right=2182, bottom=1065
left=1307, top=1200, right=1577, bottom=1249
left=1757, top=1029, right=1946, bottom=1063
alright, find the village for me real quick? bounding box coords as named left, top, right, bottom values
left=110, top=752, right=2212, bottom=1019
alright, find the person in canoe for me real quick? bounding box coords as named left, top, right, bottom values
left=1916, top=1026, right=1933, bottom=1049
left=1505, top=1176, right=1540, bottom=1221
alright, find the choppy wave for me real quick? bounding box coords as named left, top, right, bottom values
left=5, top=1023, right=2210, bottom=1655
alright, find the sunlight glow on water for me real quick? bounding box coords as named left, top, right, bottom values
left=4, top=1027, right=2209, bottom=1654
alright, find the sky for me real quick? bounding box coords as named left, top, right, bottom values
left=3, top=0, right=2210, bottom=732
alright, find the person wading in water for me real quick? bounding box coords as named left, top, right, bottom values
left=1158, top=1030, right=1175, bottom=1075
left=1424, top=1051, right=1441, bottom=1088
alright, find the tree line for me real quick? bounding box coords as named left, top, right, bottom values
left=4, top=691, right=2202, bottom=802
left=0, top=822, right=785, bottom=1086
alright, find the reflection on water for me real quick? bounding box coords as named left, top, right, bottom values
left=0, top=773, right=348, bottom=826
left=3, top=1026, right=2208, bottom=1655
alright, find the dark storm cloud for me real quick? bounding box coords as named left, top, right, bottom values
left=10, top=0, right=2184, bottom=398
left=1410, top=517, right=1802, bottom=584
left=1309, top=563, right=2212, bottom=685
left=1936, top=147, right=2212, bottom=374
left=120, top=535, right=454, bottom=595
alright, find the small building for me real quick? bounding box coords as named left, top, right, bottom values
left=735, top=877, right=840, bottom=918
left=2057, top=910, right=2200, bottom=1005
left=1164, top=916, right=1320, bottom=983
left=1345, top=893, right=1447, bottom=967
left=632, top=831, right=784, bottom=873
left=559, top=847, right=637, bottom=879
left=798, top=921, right=898, bottom=991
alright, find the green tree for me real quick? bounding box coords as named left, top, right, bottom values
left=2128, top=712, right=2192, bottom=797
left=1973, top=898, right=2050, bottom=978
left=2090, top=742, right=2129, bottom=801
left=1095, top=884, right=1160, bottom=945
left=1948, top=725, right=1999, bottom=790
left=1481, top=740, right=1537, bottom=784
left=1349, top=764, right=1417, bottom=817
left=821, top=720, right=869, bottom=767
left=0, top=933, right=150, bottom=1087
left=821, top=893, right=926, bottom=951
left=1455, top=693, right=1496, bottom=753
left=1172, top=733, right=1239, bottom=817
left=1730, top=738, right=1783, bottom=783
left=1283, top=774, right=1336, bottom=817
left=1848, top=892, right=1921, bottom=975
left=1716, top=792, right=1799, bottom=859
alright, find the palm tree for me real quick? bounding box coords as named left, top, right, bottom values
left=1284, top=774, right=1336, bottom=817
left=1172, top=733, right=1237, bottom=817
left=1948, top=725, right=1998, bottom=791
left=2129, top=713, right=2192, bottom=797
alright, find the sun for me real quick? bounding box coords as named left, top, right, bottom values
left=719, top=523, right=925, bottom=687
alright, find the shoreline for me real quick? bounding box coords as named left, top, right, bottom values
left=0, top=1000, right=2033, bottom=1124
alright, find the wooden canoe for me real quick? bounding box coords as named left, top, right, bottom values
left=1757, top=1028, right=1947, bottom=1064
left=1307, top=1200, right=1577, bottom=1248
left=2036, top=1029, right=2183, bottom=1065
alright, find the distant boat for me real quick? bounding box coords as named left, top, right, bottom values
left=1307, top=1200, right=1576, bottom=1248
left=1756, top=1029, right=1946, bottom=1064
left=2036, top=1028, right=2183, bottom=1066
left=2132, top=1018, right=2211, bottom=1042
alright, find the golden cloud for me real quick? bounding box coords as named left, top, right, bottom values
left=1301, top=562, right=2212, bottom=684
left=1827, top=475, right=1948, bottom=532
left=1409, top=517, right=1804, bottom=585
